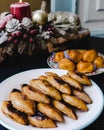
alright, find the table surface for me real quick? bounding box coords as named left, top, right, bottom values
left=0, top=36, right=104, bottom=130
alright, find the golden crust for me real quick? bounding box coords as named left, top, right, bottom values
left=54, top=51, right=65, bottom=62
left=58, top=58, right=75, bottom=71
left=62, top=94, right=88, bottom=111
left=21, top=85, right=50, bottom=104
left=28, top=113, right=56, bottom=128
left=53, top=100, right=77, bottom=120
left=66, top=50, right=83, bottom=63
left=67, top=70, right=92, bottom=86
left=37, top=103, right=64, bottom=122
left=1, top=101, right=28, bottom=125
left=72, top=89, right=92, bottom=104
left=83, top=49, right=98, bottom=62
left=94, top=56, right=104, bottom=68
left=77, top=61, right=94, bottom=73
left=46, top=75, right=71, bottom=94
left=61, top=75, right=83, bottom=90
left=9, top=89, right=35, bottom=115
left=30, top=79, right=62, bottom=100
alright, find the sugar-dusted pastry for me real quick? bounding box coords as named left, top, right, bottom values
left=37, top=103, right=64, bottom=122
left=83, top=49, right=98, bottom=62
left=28, top=112, right=56, bottom=128
left=9, top=89, right=35, bottom=115
left=62, top=94, right=88, bottom=111
left=77, top=61, right=94, bottom=73
left=46, top=75, right=71, bottom=94
left=67, top=70, right=92, bottom=86
left=65, top=49, right=83, bottom=63
left=61, top=75, right=82, bottom=90
left=54, top=51, right=65, bottom=62
left=94, top=56, right=104, bottom=68
left=72, top=89, right=92, bottom=104
left=21, top=84, right=50, bottom=104
left=1, top=101, right=28, bottom=125
left=30, top=79, right=62, bottom=100
left=58, top=58, right=75, bottom=71
left=53, top=100, right=77, bottom=120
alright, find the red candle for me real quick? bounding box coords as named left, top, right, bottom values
left=10, top=2, right=31, bottom=21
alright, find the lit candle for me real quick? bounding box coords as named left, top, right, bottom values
left=10, top=0, right=31, bottom=21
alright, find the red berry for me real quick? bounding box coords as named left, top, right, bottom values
left=13, top=39, right=18, bottom=44
left=30, top=29, right=37, bottom=35
left=29, top=38, right=34, bottom=43
left=8, top=36, right=13, bottom=42
left=23, top=34, right=28, bottom=39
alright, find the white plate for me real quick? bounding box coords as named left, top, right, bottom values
left=47, top=52, right=104, bottom=76
left=0, top=68, right=104, bottom=130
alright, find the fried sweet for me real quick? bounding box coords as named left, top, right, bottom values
left=67, top=70, right=92, bottom=86
left=1, top=101, right=28, bottom=125
left=53, top=100, right=77, bottom=120
left=37, top=103, right=64, bottom=122
left=45, top=72, right=59, bottom=77
left=46, top=75, right=71, bottom=94
left=66, top=50, right=82, bottom=63
left=21, top=84, right=50, bottom=104
left=72, top=89, right=92, bottom=104
left=94, top=56, right=104, bottom=68
left=61, top=75, right=82, bottom=90
left=30, top=79, right=62, bottom=100
left=58, top=58, right=75, bottom=71
left=83, top=49, right=98, bottom=62
left=54, top=51, right=65, bottom=62
left=9, top=89, right=35, bottom=115
left=77, top=61, right=94, bottom=73
left=28, top=112, right=56, bottom=128
left=62, top=94, right=88, bottom=111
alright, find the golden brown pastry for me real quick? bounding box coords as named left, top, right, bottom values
left=72, top=89, right=92, bottom=104
left=67, top=70, right=92, bottom=86
left=28, top=112, right=56, bottom=128
left=37, top=103, right=64, bottom=122
left=83, top=49, right=98, bottom=62
left=62, top=94, right=88, bottom=111
left=9, top=89, right=35, bottom=115
left=30, top=79, right=62, bottom=100
left=45, top=72, right=59, bottom=77
left=66, top=50, right=83, bottom=63
left=54, top=51, right=65, bottom=62
left=21, top=84, right=50, bottom=104
left=94, top=56, right=104, bottom=68
left=58, top=58, right=75, bottom=71
left=53, top=100, right=77, bottom=120
left=46, top=75, right=71, bottom=94
left=61, top=75, right=83, bottom=90
left=1, top=101, right=28, bottom=125
left=76, top=61, right=94, bottom=73
left=78, top=49, right=86, bottom=56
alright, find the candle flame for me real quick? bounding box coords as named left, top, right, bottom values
left=19, top=0, right=22, bottom=2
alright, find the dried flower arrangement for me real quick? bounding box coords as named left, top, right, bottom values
left=0, top=1, right=90, bottom=62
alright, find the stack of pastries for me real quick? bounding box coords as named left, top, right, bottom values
left=54, top=49, right=104, bottom=74
left=1, top=71, right=93, bottom=128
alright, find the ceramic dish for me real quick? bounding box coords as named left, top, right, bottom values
left=47, top=52, right=104, bottom=76
left=0, top=68, right=104, bottom=130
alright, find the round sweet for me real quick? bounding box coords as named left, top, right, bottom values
left=83, top=49, right=98, bottom=62
left=76, top=61, right=94, bottom=73
left=66, top=50, right=82, bottom=63
left=94, top=56, right=104, bottom=68
left=58, top=58, right=75, bottom=71
left=54, top=51, right=65, bottom=62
